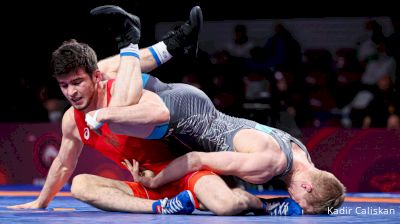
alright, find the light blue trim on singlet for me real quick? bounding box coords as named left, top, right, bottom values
left=149, top=47, right=162, bottom=66
left=141, top=73, right=150, bottom=87
left=146, top=122, right=169, bottom=139
left=255, top=123, right=273, bottom=133
left=140, top=73, right=170, bottom=139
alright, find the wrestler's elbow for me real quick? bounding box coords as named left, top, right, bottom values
left=158, top=106, right=170, bottom=123
left=147, top=103, right=170, bottom=124
left=146, top=181, right=158, bottom=189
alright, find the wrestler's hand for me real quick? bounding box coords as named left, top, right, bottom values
left=122, top=159, right=156, bottom=188
left=85, top=109, right=105, bottom=130
left=7, top=199, right=45, bottom=209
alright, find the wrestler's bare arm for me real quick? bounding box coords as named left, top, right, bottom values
left=86, top=52, right=148, bottom=129
left=98, top=48, right=157, bottom=80
left=108, top=56, right=143, bottom=107
left=96, top=48, right=158, bottom=118
left=8, top=108, right=84, bottom=209
left=97, top=90, right=170, bottom=138
left=131, top=151, right=276, bottom=188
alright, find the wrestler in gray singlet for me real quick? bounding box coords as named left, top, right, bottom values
left=143, top=73, right=311, bottom=177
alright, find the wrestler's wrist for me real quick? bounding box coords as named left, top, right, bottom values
left=85, top=109, right=105, bottom=130
left=150, top=176, right=160, bottom=188
left=97, top=108, right=108, bottom=123
left=36, top=197, right=49, bottom=208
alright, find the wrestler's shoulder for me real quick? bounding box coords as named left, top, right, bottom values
left=61, top=107, right=77, bottom=129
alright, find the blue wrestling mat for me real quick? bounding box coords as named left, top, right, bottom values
left=1, top=185, right=399, bottom=224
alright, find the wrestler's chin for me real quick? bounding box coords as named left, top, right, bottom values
left=71, top=100, right=89, bottom=111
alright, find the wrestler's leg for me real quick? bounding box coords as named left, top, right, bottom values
left=192, top=174, right=263, bottom=215
left=98, top=47, right=157, bottom=79
left=97, top=6, right=203, bottom=78
left=71, top=174, right=154, bottom=213
left=140, top=48, right=159, bottom=72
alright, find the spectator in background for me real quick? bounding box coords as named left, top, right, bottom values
left=263, top=23, right=302, bottom=75
left=244, top=46, right=270, bottom=74
left=343, top=39, right=397, bottom=128
left=386, top=16, right=400, bottom=91
left=362, top=75, right=399, bottom=128
left=356, top=19, right=385, bottom=65
left=224, top=24, right=255, bottom=58
left=361, top=40, right=396, bottom=87
left=387, top=113, right=400, bottom=129
left=349, top=74, right=399, bottom=128
left=37, top=81, right=69, bottom=123
left=269, top=71, right=303, bottom=138
left=208, top=50, right=246, bottom=117
left=334, top=48, right=363, bottom=110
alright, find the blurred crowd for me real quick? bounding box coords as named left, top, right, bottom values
left=3, top=17, right=399, bottom=139
left=157, top=17, right=400, bottom=138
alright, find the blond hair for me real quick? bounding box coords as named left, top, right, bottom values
left=305, top=170, right=346, bottom=214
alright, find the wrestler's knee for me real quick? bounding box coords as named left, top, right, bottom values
left=71, top=174, right=93, bottom=200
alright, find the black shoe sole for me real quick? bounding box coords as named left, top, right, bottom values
left=189, top=6, right=203, bottom=58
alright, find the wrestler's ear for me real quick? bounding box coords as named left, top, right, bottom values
left=301, top=183, right=313, bottom=193
left=92, top=70, right=104, bottom=82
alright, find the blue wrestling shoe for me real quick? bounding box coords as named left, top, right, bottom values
left=152, top=190, right=196, bottom=215
left=259, top=197, right=303, bottom=216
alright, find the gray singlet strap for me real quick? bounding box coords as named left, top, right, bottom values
left=255, top=124, right=311, bottom=177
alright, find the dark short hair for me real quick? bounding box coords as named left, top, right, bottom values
left=51, top=39, right=98, bottom=77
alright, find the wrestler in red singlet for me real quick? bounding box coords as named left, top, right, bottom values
left=73, top=80, right=213, bottom=204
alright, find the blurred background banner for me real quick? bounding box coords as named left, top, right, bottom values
left=0, top=123, right=131, bottom=186
left=1, top=123, right=398, bottom=192
left=303, top=128, right=400, bottom=192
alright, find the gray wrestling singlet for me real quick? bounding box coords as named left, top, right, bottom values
left=144, top=74, right=311, bottom=177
